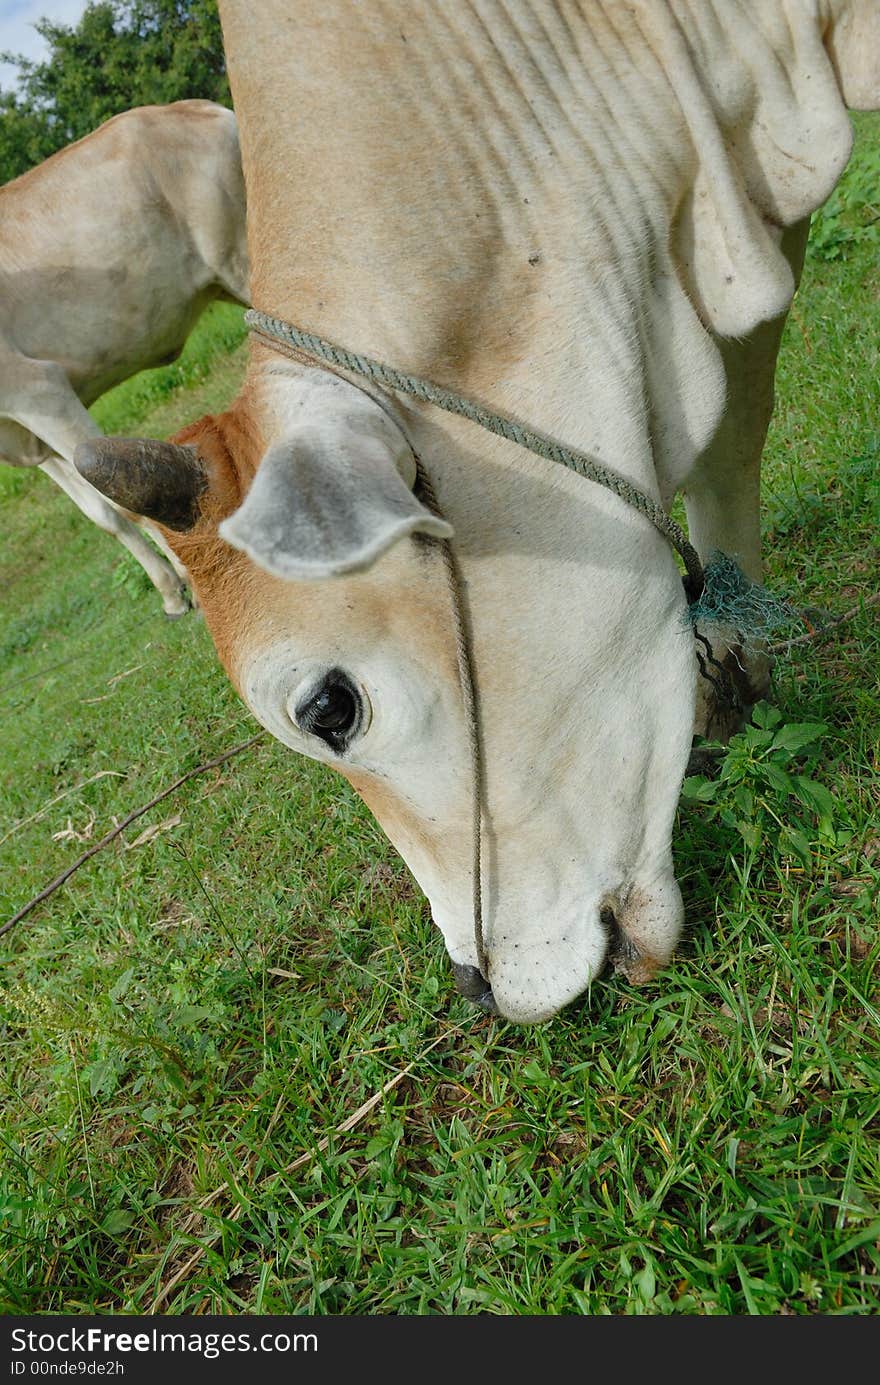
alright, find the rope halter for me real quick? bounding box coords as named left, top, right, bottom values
left=243, top=309, right=792, bottom=997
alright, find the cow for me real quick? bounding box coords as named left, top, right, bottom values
left=0, top=99, right=249, bottom=617
left=75, top=2, right=879, bottom=1022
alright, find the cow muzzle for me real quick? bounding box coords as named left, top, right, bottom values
left=448, top=876, right=683, bottom=1022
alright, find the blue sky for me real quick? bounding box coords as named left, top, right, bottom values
left=0, top=0, right=89, bottom=91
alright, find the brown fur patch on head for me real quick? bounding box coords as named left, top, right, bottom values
left=169, top=387, right=264, bottom=528
left=155, top=386, right=272, bottom=681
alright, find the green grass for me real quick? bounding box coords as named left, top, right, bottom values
left=1, top=116, right=878, bottom=1317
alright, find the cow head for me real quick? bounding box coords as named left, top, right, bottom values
left=76, top=357, right=695, bottom=1022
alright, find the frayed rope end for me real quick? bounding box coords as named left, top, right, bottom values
left=684, top=551, right=798, bottom=650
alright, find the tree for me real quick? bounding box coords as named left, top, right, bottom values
left=0, top=0, right=229, bottom=184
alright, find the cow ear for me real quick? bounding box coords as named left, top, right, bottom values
left=74, top=437, right=206, bottom=531
left=218, top=422, right=452, bottom=580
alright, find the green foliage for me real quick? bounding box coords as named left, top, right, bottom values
left=807, top=126, right=880, bottom=262
left=110, top=550, right=155, bottom=600
left=682, top=704, right=839, bottom=866
left=0, top=0, right=229, bottom=184
left=0, top=465, right=30, bottom=502
left=762, top=434, right=880, bottom=589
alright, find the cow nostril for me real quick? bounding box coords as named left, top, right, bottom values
left=452, top=961, right=488, bottom=998
left=605, top=914, right=643, bottom=972
left=451, top=961, right=497, bottom=1014
left=475, top=987, right=499, bottom=1015
left=601, top=903, right=640, bottom=969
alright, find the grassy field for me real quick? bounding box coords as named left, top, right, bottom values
left=1, top=118, right=878, bottom=1316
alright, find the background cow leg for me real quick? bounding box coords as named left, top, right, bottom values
left=138, top=519, right=193, bottom=593
left=682, top=218, right=810, bottom=740
left=5, top=357, right=190, bottom=617
left=39, top=455, right=191, bottom=618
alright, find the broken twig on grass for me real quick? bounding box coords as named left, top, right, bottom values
left=770, top=591, right=880, bottom=654
left=0, top=770, right=124, bottom=848
left=0, top=734, right=265, bottom=940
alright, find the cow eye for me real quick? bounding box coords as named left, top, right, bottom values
left=296, top=671, right=362, bottom=750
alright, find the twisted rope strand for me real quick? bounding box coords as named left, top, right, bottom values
left=413, top=460, right=489, bottom=981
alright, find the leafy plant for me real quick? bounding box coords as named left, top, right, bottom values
left=681, top=704, right=840, bottom=867
left=807, top=131, right=880, bottom=262
left=110, top=550, right=154, bottom=599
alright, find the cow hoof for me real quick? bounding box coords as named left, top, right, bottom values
left=694, top=642, right=771, bottom=742
left=163, top=588, right=194, bottom=620
left=452, top=961, right=498, bottom=1014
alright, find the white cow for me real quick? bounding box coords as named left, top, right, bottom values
left=0, top=99, right=249, bottom=616
left=77, top=2, right=879, bottom=1020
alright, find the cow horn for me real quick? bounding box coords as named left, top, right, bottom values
left=74, top=437, right=206, bottom=531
